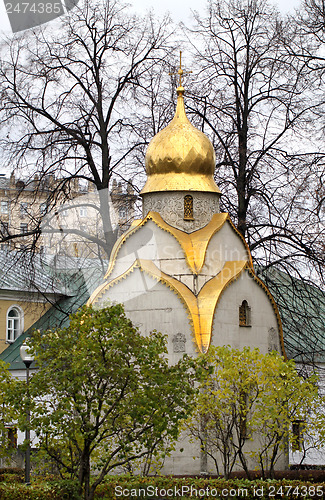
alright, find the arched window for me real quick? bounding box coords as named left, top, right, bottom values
left=6, top=306, right=23, bottom=343
left=239, top=300, right=251, bottom=327
left=292, top=420, right=304, bottom=452
left=184, top=195, right=194, bottom=220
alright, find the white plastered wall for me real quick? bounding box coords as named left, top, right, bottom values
left=95, top=269, right=196, bottom=359
left=211, top=270, right=280, bottom=354
left=106, top=220, right=251, bottom=295
left=95, top=269, right=202, bottom=475
left=107, top=221, right=190, bottom=285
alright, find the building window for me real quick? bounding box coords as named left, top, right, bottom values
left=6, top=306, right=23, bottom=343
left=1, top=201, right=8, bottom=214
left=20, top=223, right=28, bottom=235
left=184, top=195, right=194, bottom=220
left=20, top=202, right=29, bottom=216
left=172, top=333, right=186, bottom=353
left=79, top=207, right=87, bottom=217
left=239, top=300, right=251, bottom=327
left=292, top=421, right=304, bottom=452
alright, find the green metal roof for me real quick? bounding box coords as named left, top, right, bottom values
left=0, top=264, right=104, bottom=370
left=258, top=267, right=325, bottom=364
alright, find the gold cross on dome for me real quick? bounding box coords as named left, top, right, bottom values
left=169, top=51, right=192, bottom=87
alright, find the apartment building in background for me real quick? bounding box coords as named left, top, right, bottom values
left=0, top=172, right=138, bottom=258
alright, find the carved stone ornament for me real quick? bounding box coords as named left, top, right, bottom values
left=142, top=191, right=220, bottom=232
left=172, top=332, right=186, bottom=353
left=268, top=327, right=279, bottom=352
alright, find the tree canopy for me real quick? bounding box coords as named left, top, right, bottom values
left=21, top=304, right=198, bottom=500
left=187, top=346, right=322, bottom=479
left=0, top=361, right=19, bottom=459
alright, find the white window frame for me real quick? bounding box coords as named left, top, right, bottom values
left=20, top=223, right=28, bottom=234
left=6, top=305, right=24, bottom=343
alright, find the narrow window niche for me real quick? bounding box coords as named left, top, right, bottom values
left=239, top=300, right=251, bottom=327
left=292, top=420, right=304, bottom=452
left=184, top=195, right=194, bottom=221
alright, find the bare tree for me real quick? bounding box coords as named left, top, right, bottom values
left=184, top=0, right=325, bottom=362
left=0, top=0, right=174, bottom=259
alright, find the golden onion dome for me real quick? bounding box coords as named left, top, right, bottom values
left=140, top=86, right=220, bottom=194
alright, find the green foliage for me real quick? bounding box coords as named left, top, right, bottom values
left=1, top=477, right=325, bottom=500
left=0, top=361, right=20, bottom=459
left=0, top=473, right=23, bottom=484
left=0, top=468, right=23, bottom=482
left=0, top=478, right=80, bottom=499
left=21, top=304, right=197, bottom=500
left=187, top=346, right=320, bottom=479
left=96, top=477, right=325, bottom=499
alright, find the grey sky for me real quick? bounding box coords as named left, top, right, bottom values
left=0, top=0, right=301, bottom=34
left=131, top=0, right=301, bottom=23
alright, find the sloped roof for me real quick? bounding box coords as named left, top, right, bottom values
left=258, top=267, right=325, bottom=364
left=0, top=258, right=105, bottom=370
left=0, top=250, right=67, bottom=296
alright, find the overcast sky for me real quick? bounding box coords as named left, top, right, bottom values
left=0, top=0, right=301, bottom=35
left=132, top=0, right=301, bottom=23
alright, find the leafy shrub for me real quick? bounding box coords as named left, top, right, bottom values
left=0, top=479, right=80, bottom=499
left=95, top=476, right=325, bottom=500
left=0, top=468, right=23, bottom=483
left=1, top=476, right=325, bottom=499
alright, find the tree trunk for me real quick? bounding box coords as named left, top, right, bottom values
left=98, top=187, right=118, bottom=258
left=78, top=447, right=91, bottom=500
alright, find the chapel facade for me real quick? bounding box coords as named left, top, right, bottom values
left=89, top=69, right=286, bottom=474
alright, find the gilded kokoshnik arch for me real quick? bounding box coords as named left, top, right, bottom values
left=88, top=209, right=285, bottom=355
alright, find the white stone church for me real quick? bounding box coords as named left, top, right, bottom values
left=88, top=77, right=286, bottom=473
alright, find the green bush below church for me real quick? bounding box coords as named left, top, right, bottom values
left=1, top=477, right=325, bottom=499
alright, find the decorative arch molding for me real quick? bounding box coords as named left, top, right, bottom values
left=89, top=258, right=247, bottom=354
left=103, top=211, right=252, bottom=278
